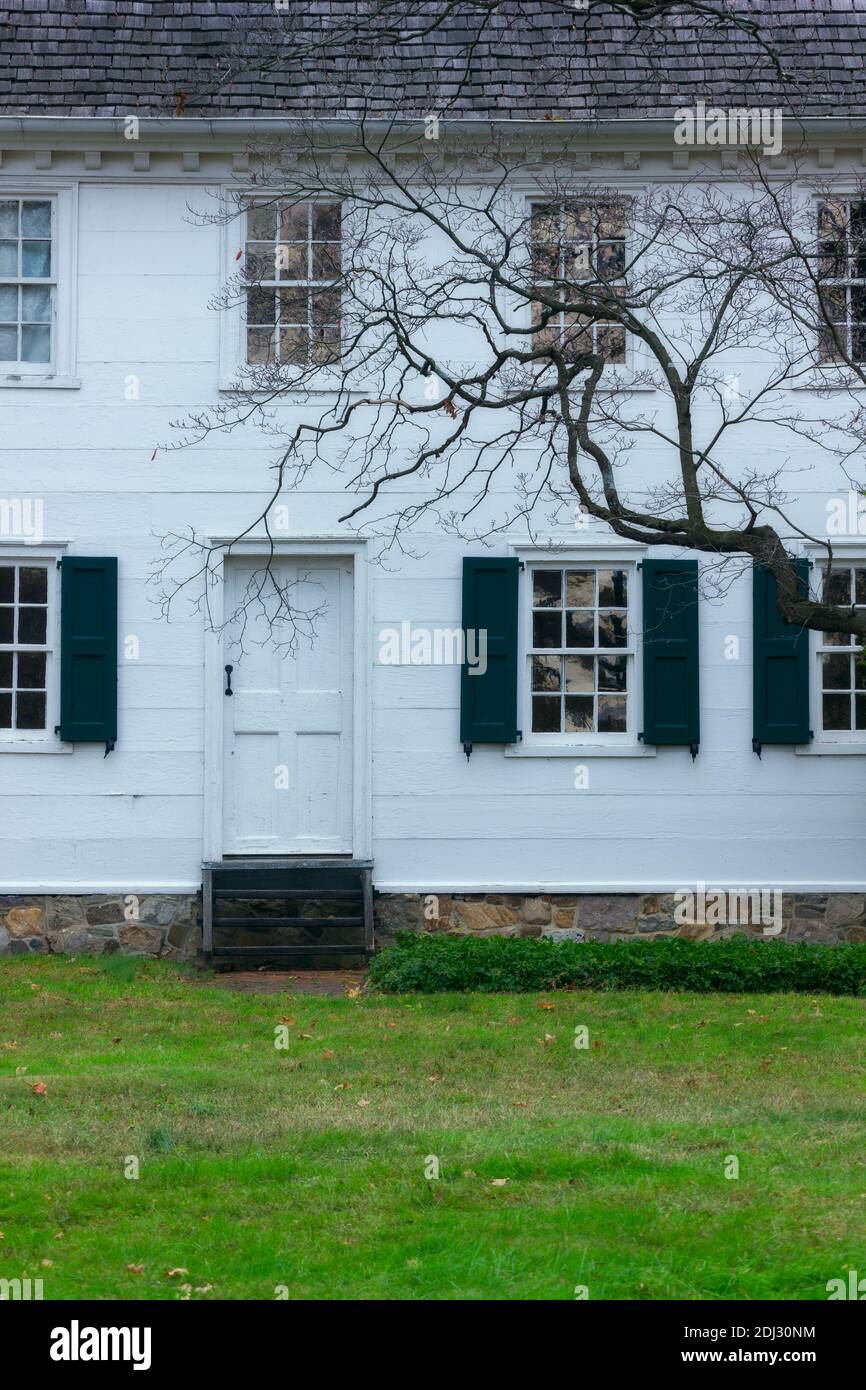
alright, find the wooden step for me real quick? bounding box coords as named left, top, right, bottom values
left=201, top=860, right=374, bottom=968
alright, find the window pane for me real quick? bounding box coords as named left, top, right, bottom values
left=598, top=695, right=627, bottom=732
left=597, top=325, right=626, bottom=363
left=21, top=241, right=50, bottom=278
left=278, top=287, right=308, bottom=323
left=857, top=694, right=866, bottom=730
left=598, top=611, right=628, bottom=647
left=312, top=328, right=340, bottom=364
left=21, top=285, right=50, bottom=322
left=276, top=243, right=307, bottom=279
left=533, top=611, right=561, bottom=648
left=313, top=204, right=341, bottom=240
left=247, top=203, right=277, bottom=240
left=17, top=651, right=45, bottom=688
left=821, top=652, right=851, bottom=689
left=598, top=655, right=627, bottom=690
left=856, top=658, right=866, bottom=690
left=532, top=694, right=560, bottom=732
left=532, top=655, right=560, bottom=691
left=564, top=695, right=593, bottom=731
left=0, top=241, right=16, bottom=275
left=823, top=692, right=851, bottom=730
left=246, top=328, right=276, bottom=364
left=565, top=570, right=594, bottom=606
left=0, top=608, right=12, bottom=643
left=0, top=652, right=11, bottom=686
left=565, top=611, right=594, bottom=648
left=533, top=570, right=562, bottom=608
left=564, top=655, right=593, bottom=692
left=0, top=325, right=16, bottom=359
left=19, top=567, right=46, bottom=603
left=823, top=630, right=851, bottom=647
left=0, top=201, right=17, bottom=238
left=0, top=285, right=17, bottom=322
left=312, top=243, right=341, bottom=278
left=280, top=327, right=309, bottom=364
left=855, top=569, right=866, bottom=605
left=246, top=287, right=276, bottom=325
left=0, top=567, right=12, bottom=602
left=17, top=606, right=46, bottom=644
left=244, top=241, right=277, bottom=282
left=0, top=692, right=10, bottom=728
left=21, top=202, right=51, bottom=237
left=824, top=567, right=852, bottom=604
left=599, top=569, right=627, bottom=606
left=21, top=325, right=50, bottom=363
left=312, top=289, right=341, bottom=324
left=279, top=203, right=308, bottom=241
left=15, top=689, right=45, bottom=730
left=596, top=242, right=625, bottom=279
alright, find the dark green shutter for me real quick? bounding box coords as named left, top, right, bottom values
left=60, top=557, right=117, bottom=748
left=641, top=558, right=700, bottom=752
left=752, top=560, right=810, bottom=751
left=460, top=556, right=519, bottom=752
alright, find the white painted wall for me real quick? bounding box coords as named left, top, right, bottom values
left=0, top=151, right=864, bottom=894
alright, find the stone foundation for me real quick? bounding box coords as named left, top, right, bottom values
left=0, top=894, right=199, bottom=959
left=373, top=891, right=866, bottom=946
left=2, top=890, right=864, bottom=962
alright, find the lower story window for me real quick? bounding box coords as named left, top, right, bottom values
left=0, top=560, right=49, bottom=732
left=528, top=564, right=631, bottom=735
left=818, top=563, right=866, bottom=733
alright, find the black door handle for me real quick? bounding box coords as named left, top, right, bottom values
left=224, top=664, right=233, bottom=696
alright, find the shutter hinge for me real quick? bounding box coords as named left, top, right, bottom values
left=689, top=740, right=699, bottom=761
left=517, top=560, right=525, bottom=571
left=753, top=738, right=762, bottom=759
left=638, top=730, right=644, bottom=742
left=104, top=739, right=115, bottom=758
left=54, top=725, right=60, bottom=735
left=463, top=741, right=472, bottom=759
left=516, top=729, right=522, bottom=742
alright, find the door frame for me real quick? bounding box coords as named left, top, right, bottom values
left=203, top=537, right=371, bottom=863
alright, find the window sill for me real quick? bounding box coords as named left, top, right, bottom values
left=795, top=741, right=866, bottom=755
left=791, top=370, right=866, bottom=392
left=0, top=374, right=81, bottom=390
left=0, top=738, right=73, bottom=754
left=505, top=741, right=656, bottom=758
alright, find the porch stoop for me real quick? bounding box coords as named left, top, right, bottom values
left=201, top=860, right=374, bottom=968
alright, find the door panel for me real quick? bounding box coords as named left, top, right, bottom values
left=223, top=558, right=353, bottom=855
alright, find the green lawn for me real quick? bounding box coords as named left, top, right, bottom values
left=0, top=955, right=864, bottom=1300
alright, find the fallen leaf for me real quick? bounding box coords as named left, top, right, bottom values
left=322, top=1049, right=335, bottom=1060
left=127, top=1264, right=145, bottom=1275
left=279, top=1017, right=296, bottom=1025
left=428, top=1073, right=443, bottom=1083
left=345, top=987, right=361, bottom=999
left=298, top=1033, right=314, bottom=1040
left=514, top=1101, right=528, bottom=1108
left=41, top=1259, right=53, bottom=1268
left=165, top=1267, right=188, bottom=1278
left=30, top=1081, right=47, bottom=1095
left=195, top=1284, right=214, bottom=1293
left=491, top=1178, right=509, bottom=1187
left=538, top=1002, right=556, bottom=1011
left=357, top=1096, right=371, bottom=1108
left=541, top=1034, right=556, bottom=1044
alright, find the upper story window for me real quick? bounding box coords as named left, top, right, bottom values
left=244, top=201, right=342, bottom=367
left=528, top=564, right=631, bottom=736
left=817, top=200, right=866, bottom=364
left=530, top=202, right=626, bottom=364
left=0, top=199, right=53, bottom=367
left=0, top=560, right=50, bottom=735
left=817, top=563, right=866, bottom=733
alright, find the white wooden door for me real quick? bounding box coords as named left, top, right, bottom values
left=223, top=557, right=354, bottom=855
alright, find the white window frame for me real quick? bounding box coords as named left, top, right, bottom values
left=505, top=543, right=654, bottom=758
left=0, top=183, right=78, bottom=389
left=798, top=545, right=866, bottom=755
left=219, top=190, right=352, bottom=394
left=0, top=545, right=71, bottom=753
left=524, top=194, right=652, bottom=389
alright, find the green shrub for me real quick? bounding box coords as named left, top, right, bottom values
left=368, top=931, right=866, bottom=995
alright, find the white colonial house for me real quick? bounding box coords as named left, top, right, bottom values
left=0, top=1, right=865, bottom=961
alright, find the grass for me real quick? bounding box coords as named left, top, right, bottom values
left=1, top=954, right=865, bottom=1300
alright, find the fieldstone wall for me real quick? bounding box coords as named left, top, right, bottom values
left=373, top=892, right=866, bottom=946
left=2, top=890, right=864, bottom=963
left=0, top=894, right=199, bottom=959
